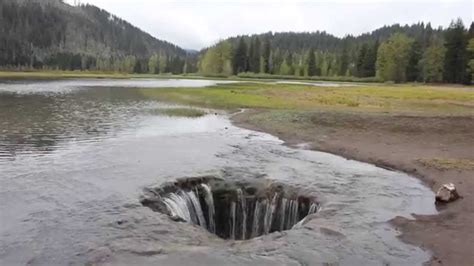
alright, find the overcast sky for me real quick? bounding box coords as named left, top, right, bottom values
left=66, top=0, right=472, bottom=50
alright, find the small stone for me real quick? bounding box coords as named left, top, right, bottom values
left=435, top=183, right=460, bottom=203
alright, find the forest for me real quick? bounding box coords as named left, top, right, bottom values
left=199, top=19, right=474, bottom=84
left=0, top=0, right=472, bottom=84
left=0, top=0, right=197, bottom=74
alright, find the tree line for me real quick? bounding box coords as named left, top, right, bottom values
left=199, top=19, right=473, bottom=84
left=0, top=0, right=196, bottom=74
left=1, top=0, right=472, bottom=83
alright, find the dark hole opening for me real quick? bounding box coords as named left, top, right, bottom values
left=141, top=176, right=319, bottom=240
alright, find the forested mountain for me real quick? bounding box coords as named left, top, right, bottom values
left=0, top=0, right=196, bottom=73
left=199, top=20, right=474, bottom=84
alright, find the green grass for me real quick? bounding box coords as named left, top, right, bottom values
left=140, top=82, right=474, bottom=114
left=417, top=158, right=474, bottom=170
left=237, top=72, right=381, bottom=83
left=151, top=107, right=207, bottom=118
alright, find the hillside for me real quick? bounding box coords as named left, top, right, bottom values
left=0, top=0, right=194, bottom=73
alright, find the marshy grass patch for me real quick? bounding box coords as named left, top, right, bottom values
left=152, top=107, right=207, bottom=118
left=140, top=82, right=474, bottom=115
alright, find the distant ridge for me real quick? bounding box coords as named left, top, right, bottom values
left=0, top=0, right=194, bottom=73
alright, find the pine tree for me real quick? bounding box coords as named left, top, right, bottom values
left=339, top=42, right=349, bottom=76
left=248, top=37, right=261, bottom=73
left=406, top=40, right=422, bottom=81
left=356, top=44, right=368, bottom=77
left=262, top=39, right=271, bottom=73
left=248, top=39, right=255, bottom=72
left=307, top=48, right=317, bottom=76
left=363, top=40, right=378, bottom=77
left=232, top=37, right=248, bottom=74
left=443, top=18, right=469, bottom=84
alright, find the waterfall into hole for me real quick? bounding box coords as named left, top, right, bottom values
left=200, top=183, right=215, bottom=233
left=141, top=177, right=320, bottom=240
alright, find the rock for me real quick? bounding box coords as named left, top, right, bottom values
left=435, top=183, right=460, bottom=203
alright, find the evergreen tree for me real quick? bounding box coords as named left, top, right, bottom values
left=356, top=44, right=368, bottom=77
left=422, top=23, right=434, bottom=48
left=248, top=37, right=261, bottom=73
left=406, top=40, right=422, bottom=81
left=307, top=48, right=317, bottom=76
left=361, top=40, right=378, bottom=77
left=339, top=41, right=349, bottom=76
left=232, top=37, right=248, bottom=74
left=443, top=18, right=469, bottom=84
left=248, top=39, right=255, bottom=72
left=262, top=39, right=271, bottom=73
left=286, top=53, right=294, bottom=71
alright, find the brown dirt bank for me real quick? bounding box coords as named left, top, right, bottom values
left=232, top=109, right=474, bottom=266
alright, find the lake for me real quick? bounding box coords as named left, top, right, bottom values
left=0, top=79, right=436, bottom=265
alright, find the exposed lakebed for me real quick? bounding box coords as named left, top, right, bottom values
left=0, top=79, right=436, bottom=265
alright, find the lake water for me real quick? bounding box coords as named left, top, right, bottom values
left=0, top=79, right=436, bottom=265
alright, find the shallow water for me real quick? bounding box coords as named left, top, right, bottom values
left=0, top=79, right=436, bottom=265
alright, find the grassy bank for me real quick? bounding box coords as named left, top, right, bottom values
left=237, top=72, right=381, bottom=83
left=141, top=82, right=474, bottom=115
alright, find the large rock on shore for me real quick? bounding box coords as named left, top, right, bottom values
left=435, top=183, right=460, bottom=203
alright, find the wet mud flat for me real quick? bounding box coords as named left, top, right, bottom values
left=233, top=109, right=474, bottom=266
left=0, top=79, right=439, bottom=265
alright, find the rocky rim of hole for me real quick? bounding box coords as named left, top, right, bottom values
left=140, top=176, right=320, bottom=240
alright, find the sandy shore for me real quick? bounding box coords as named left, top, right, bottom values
left=232, top=109, right=474, bottom=266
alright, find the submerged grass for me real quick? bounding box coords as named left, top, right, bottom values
left=140, top=82, right=474, bottom=115
left=152, top=107, right=207, bottom=118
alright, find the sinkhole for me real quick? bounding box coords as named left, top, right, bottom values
left=140, top=176, right=320, bottom=240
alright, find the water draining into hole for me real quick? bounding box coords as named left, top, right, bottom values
left=141, top=176, right=319, bottom=240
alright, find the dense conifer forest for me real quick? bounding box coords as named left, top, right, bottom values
left=0, top=0, right=196, bottom=73
left=199, top=20, right=474, bottom=84
left=0, top=0, right=472, bottom=84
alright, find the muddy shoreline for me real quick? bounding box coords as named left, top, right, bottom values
left=231, top=109, right=474, bottom=266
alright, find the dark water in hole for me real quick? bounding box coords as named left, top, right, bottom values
left=0, top=79, right=436, bottom=265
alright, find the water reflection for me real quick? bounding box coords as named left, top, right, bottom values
left=0, top=88, right=146, bottom=158
left=0, top=79, right=226, bottom=159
